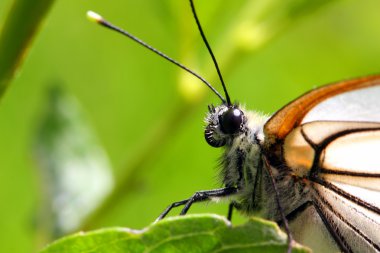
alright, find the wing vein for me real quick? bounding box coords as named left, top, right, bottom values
left=310, top=177, right=380, bottom=215
left=320, top=169, right=380, bottom=178
left=313, top=188, right=380, bottom=251
left=312, top=196, right=353, bottom=253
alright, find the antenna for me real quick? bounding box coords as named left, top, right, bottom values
left=87, top=11, right=226, bottom=104
left=189, top=0, right=231, bottom=106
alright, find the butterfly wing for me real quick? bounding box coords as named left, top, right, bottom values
left=289, top=121, right=380, bottom=252
left=263, top=76, right=380, bottom=252
left=264, top=75, right=380, bottom=144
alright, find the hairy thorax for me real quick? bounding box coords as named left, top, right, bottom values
left=220, top=110, right=311, bottom=221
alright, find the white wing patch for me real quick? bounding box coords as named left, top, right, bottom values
left=323, top=174, right=380, bottom=192
left=284, top=120, right=380, bottom=251
left=289, top=205, right=339, bottom=253
left=302, top=85, right=380, bottom=123
left=283, top=121, right=380, bottom=177
left=313, top=183, right=380, bottom=252
left=323, top=129, right=380, bottom=175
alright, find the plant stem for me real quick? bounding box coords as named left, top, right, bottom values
left=0, top=0, right=55, bottom=99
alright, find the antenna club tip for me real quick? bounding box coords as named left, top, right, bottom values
left=87, top=11, right=103, bottom=23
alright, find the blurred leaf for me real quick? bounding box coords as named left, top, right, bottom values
left=34, top=86, right=114, bottom=242
left=40, top=214, right=310, bottom=253
left=0, top=0, right=55, bottom=98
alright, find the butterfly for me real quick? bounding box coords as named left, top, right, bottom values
left=87, top=1, right=380, bottom=252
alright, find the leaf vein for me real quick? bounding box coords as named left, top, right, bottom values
left=143, top=231, right=216, bottom=253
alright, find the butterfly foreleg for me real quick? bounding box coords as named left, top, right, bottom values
left=227, top=201, right=241, bottom=221
left=155, top=186, right=237, bottom=222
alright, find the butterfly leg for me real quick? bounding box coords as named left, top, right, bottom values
left=264, top=157, right=294, bottom=253
left=180, top=187, right=238, bottom=215
left=227, top=202, right=234, bottom=221
left=156, top=186, right=237, bottom=222
left=155, top=199, right=190, bottom=222
left=227, top=201, right=241, bottom=221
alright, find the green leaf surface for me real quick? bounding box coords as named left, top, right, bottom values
left=40, top=214, right=310, bottom=253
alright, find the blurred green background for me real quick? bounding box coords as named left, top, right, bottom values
left=0, top=0, right=380, bottom=252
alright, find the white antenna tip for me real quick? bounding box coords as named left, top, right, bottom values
left=87, top=11, right=103, bottom=23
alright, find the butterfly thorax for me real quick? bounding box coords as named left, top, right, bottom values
left=205, top=104, right=310, bottom=221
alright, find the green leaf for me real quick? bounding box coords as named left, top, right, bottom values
left=40, top=214, right=310, bottom=253
left=0, top=0, right=55, bottom=98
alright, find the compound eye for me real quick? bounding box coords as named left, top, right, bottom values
left=219, top=107, right=244, bottom=134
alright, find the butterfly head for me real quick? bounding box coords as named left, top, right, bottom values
left=204, top=104, right=247, bottom=148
